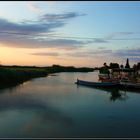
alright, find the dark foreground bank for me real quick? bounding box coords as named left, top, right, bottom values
left=0, top=65, right=94, bottom=89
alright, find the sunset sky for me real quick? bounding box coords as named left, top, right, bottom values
left=0, top=1, right=140, bottom=67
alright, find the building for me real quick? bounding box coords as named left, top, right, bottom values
left=111, top=68, right=135, bottom=80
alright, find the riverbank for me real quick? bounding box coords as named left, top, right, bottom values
left=0, top=66, right=48, bottom=89
left=0, top=65, right=94, bottom=89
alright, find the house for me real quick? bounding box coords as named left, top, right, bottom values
left=111, top=68, right=135, bottom=79
left=137, top=69, right=140, bottom=75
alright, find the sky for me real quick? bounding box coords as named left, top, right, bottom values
left=0, top=1, right=140, bottom=67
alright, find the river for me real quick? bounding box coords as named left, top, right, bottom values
left=0, top=71, right=140, bottom=138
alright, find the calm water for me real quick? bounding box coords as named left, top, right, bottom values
left=0, top=71, right=140, bottom=138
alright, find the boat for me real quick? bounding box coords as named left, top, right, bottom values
left=75, top=79, right=119, bottom=88
left=98, top=73, right=110, bottom=80
left=119, top=81, right=140, bottom=89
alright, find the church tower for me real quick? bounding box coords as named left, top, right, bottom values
left=125, top=58, right=130, bottom=68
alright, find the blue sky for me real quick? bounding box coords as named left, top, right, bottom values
left=0, top=1, right=140, bottom=67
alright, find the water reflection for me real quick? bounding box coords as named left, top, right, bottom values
left=0, top=72, right=140, bottom=137
left=0, top=87, right=73, bottom=136
left=76, top=84, right=128, bottom=102
left=109, top=89, right=128, bottom=102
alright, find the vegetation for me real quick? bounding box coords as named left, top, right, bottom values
left=133, top=62, right=140, bottom=81
left=99, top=67, right=110, bottom=74
left=0, top=65, right=48, bottom=88
left=98, top=59, right=140, bottom=83
left=99, top=63, right=110, bottom=74
left=0, top=65, right=94, bottom=89
left=45, top=65, right=94, bottom=73
left=133, top=62, right=140, bottom=70
left=109, top=63, right=119, bottom=69
left=0, top=58, right=139, bottom=89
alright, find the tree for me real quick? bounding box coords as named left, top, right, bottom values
left=99, top=62, right=110, bottom=74
left=120, top=64, right=124, bottom=69
left=109, top=63, right=119, bottom=69
left=104, top=62, right=107, bottom=67
left=137, top=62, right=140, bottom=70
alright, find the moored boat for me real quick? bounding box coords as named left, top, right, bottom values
left=119, top=81, right=140, bottom=89
left=75, top=79, right=119, bottom=88
left=98, top=73, right=110, bottom=80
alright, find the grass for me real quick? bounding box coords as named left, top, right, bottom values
left=0, top=66, right=48, bottom=88
left=0, top=65, right=94, bottom=89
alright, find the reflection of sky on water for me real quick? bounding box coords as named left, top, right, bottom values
left=0, top=72, right=140, bottom=137
left=0, top=89, right=74, bottom=137
left=0, top=77, right=77, bottom=137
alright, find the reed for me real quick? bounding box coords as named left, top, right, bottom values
left=0, top=65, right=94, bottom=89
left=0, top=66, right=48, bottom=88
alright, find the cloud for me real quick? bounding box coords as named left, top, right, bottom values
left=111, top=48, right=140, bottom=63
left=91, top=31, right=135, bottom=43
left=0, top=12, right=85, bottom=35
left=65, top=49, right=112, bottom=58
left=39, top=39, right=89, bottom=48
left=0, top=30, right=90, bottom=50
left=40, top=12, right=86, bottom=22
left=105, top=32, right=134, bottom=40
left=26, top=2, right=43, bottom=14
left=98, top=47, right=106, bottom=49
left=31, top=52, right=59, bottom=56
left=30, top=48, right=113, bottom=58
left=85, top=32, right=137, bottom=44
left=128, top=57, right=140, bottom=62
left=113, top=48, right=140, bottom=57
left=0, top=34, right=89, bottom=49
left=93, top=38, right=108, bottom=43
left=0, top=18, right=64, bottom=35
left=0, top=12, right=88, bottom=49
